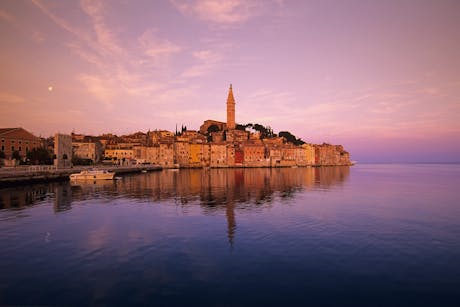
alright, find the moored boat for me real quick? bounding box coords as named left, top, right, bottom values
left=69, top=169, right=115, bottom=180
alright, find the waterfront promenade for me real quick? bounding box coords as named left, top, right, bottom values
left=0, top=165, right=163, bottom=186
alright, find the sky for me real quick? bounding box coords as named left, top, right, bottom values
left=0, top=0, right=459, bottom=162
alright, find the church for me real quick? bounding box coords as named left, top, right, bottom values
left=199, top=84, right=249, bottom=143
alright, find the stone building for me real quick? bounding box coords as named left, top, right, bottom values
left=226, top=145, right=235, bottom=167
left=159, top=143, right=174, bottom=167
left=314, top=143, right=352, bottom=166
left=243, top=141, right=266, bottom=167
left=104, top=148, right=134, bottom=164
left=54, top=134, right=72, bottom=168
left=303, top=144, right=315, bottom=165
left=295, top=146, right=308, bottom=166
left=146, top=146, right=160, bottom=164
left=73, top=141, right=102, bottom=163
left=199, top=120, right=227, bottom=135
left=210, top=143, right=227, bottom=167
left=226, top=129, right=249, bottom=142
left=175, top=141, right=190, bottom=167
left=281, top=146, right=297, bottom=167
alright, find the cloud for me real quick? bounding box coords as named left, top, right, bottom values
left=79, top=0, right=124, bottom=57
left=31, top=30, right=46, bottom=43
left=32, top=0, right=190, bottom=107
left=170, top=0, right=262, bottom=25
left=181, top=49, right=222, bottom=78
left=77, top=74, right=115, bottom=107
left=138, top=29, right=181, bottom=60
left=0, top=10, right=15, bottom=23
left=0, top=92, right=26, bottom=104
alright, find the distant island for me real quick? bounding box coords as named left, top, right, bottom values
left=0, top=85, right=352, bottom=168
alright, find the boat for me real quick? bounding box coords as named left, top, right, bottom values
left=69, top=169, right=115, bottom=180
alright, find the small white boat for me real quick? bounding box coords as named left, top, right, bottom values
left=69, top=169, right=115, bottom=180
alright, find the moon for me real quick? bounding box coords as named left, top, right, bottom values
left=48, top=86, right=53, bottom=92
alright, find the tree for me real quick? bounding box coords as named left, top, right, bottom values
left=278, top=131, right=305, bottom=145
left=251, top=123, right=275, bottom=139
left=26, top=148, right=52, bottom=165
left=235, top=124, right=246, bottom=131
left=207, top=124, right=220, bottom=133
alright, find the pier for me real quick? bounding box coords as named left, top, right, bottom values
left=0, top=165, right=163, bottom=186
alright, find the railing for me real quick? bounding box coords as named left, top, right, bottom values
left=28, top=165, right=58, bottom=172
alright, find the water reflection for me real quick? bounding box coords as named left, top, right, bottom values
left=0, top=167, right=350, bottom=211
left=0, top=167, right=349, bottom=246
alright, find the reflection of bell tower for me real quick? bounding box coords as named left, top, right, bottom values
left=226, top=202, right=236, bottom=248
left=226, top=84, right=235, bottom=130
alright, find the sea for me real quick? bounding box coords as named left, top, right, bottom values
left=0, top=164, right=459, bottom=306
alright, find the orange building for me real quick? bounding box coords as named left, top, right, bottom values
left=0, top=127, right=42, bottom=160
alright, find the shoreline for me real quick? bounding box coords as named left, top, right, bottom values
left=0, top=164, right=353, bottom=187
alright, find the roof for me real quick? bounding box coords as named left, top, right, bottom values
left=0, top=127, right=40, bottom=140
left=0, top=128, right=19, bottom=135
left=226, top=84, right=235, bottom=104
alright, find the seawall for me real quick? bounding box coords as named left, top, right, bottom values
left=0, top=165, right=162, bottom=187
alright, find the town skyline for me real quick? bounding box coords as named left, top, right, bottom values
left=1, top=1, right=459, bottom=163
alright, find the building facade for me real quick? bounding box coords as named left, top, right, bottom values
left=0, top=127, right=42, bottom=161
left=54, top=134, right=72, bottom=168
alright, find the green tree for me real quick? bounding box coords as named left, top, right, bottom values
left=235, top=124, right=246, bottom=131
left=207, top=124, right=220, bottom=133
left=26, top=148, right=52, bottom=165
left=278, top=131, right=305, bottom=145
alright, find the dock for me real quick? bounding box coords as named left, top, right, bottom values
left=0, top=165, right=163, bottom=186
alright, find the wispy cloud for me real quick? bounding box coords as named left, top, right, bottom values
left=138, top=28, right=182, bottom=63
left=31, top=30, right=46, bottom=43
left=0, top=9, right=15, bottom=23
left=31, top=0, right=188, bottom=108
left=171, top=0, right=262, bottom=25
left=0, top=92, right=26, bottom=104
left=77, top=74, right=116, bottom=108
left=181, top=49, right=222, bottom=78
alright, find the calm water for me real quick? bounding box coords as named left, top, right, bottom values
left=0, top=165, right=459, bottom=306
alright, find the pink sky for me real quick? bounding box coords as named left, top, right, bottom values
left=1, top=0, right=459, bottom=162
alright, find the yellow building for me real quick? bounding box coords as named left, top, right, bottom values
left=104, top=148, right=134, bottom=164
left=189, top=143, right=210, bottom=167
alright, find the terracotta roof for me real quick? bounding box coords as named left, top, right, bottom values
left=0, top=127, right=39, bottom=140
left=0, top=128, right=19, bottom=135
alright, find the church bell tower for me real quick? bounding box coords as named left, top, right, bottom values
left=226, top=84, right=236, bottom=130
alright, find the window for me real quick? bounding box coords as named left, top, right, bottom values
left=11, top=146, right=14, bottom=151
left=1, top=146, right=3, bottom=151
left=19, top=146, right=22, bottom=151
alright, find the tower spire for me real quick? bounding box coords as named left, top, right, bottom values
left=226, top=84, right=236, bottom=130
